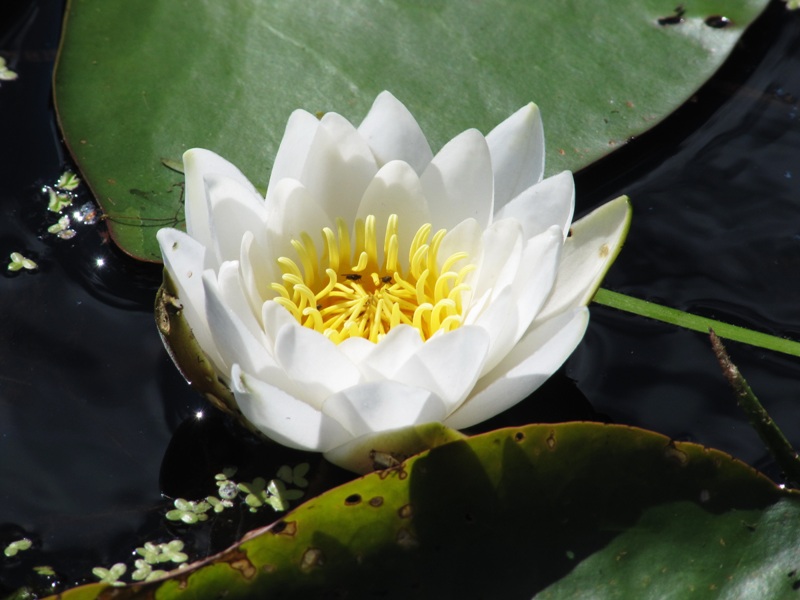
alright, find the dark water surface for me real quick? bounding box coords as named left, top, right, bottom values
left=1, top=0, right=800, bottom=593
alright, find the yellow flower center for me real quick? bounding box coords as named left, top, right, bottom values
left=271, top=214, right=475, bottom=343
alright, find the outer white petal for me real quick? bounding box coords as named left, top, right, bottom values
left=323, top=423, right=462, bottom=474
left=357, top=91, right=434, bottom=175
left=157, top=228, right=225, bottom=372
left=466, top=219, right=524, bottom=309
left=183, top=149, right=258, bottom=254
left=202, top=268, right=275, bottom=376
left=265, top=109, right=321, bottom=201
left=469, top=286, right=518, bottom=375
left=359, top=324, right=424, bottom=380
left=394, top=325, right=490, bottom=414
left=205, top=174, right=268, bottom=265
left=471, top=227, right=562, bottom=375
left=322, top=382, right=446, bottom=438
left=486, top=102, right=545, bottom=210
left=273, top=323, right=362, bottom=410
left=508, top=226, right=563, bottom=342
left=421, top=129, right=494, bottom=231
left=537, top=196, right=632, bottom=321
left=232, top=365, right=351, bottom=452
left=444, top=307, right=589, bottom=430
left=300, top=112, right=377, bottom=220
left=494, top=171, right=575, bottom=240
left=355, top=160, right=431, bottom=270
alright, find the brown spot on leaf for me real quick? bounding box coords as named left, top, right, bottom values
left=398, top=503, right=413, bottom=519
left=300, top=547, right=325, bottom=571
left=344, top=494, right=362, bottom=506
left=657, top=5, right=685, bottom=25
left=664, top=442, right=689, bottom=466
left=545, top=430, right=556, bottom=450
left=230, top=558, right=256, bottom=579
left=369, top=496, right=384, bottom=507
left=599, top=243, right=610, bottom=258
left=271, top=520, right=297, bottom=537
left=396, top=527, right=418, bottom=549
left=514, top=431, right=525, bottom=442
left=704, top=15, right=732, bottom=28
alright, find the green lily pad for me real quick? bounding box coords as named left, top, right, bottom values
left=54, top=0, right=769, bottom=261
left=43, top=422, right=798, bottom=599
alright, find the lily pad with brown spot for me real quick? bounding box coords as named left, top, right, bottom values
left=41, top=422, right=800, bottom=599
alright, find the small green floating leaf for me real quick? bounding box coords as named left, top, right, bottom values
left=91, top=563, right=127, bottom=587
left=43, top=423, right=800, bottom=599
left=0, top=56, right=18, bottom=81
left=7, top=253, right=37, bottom=272
left=54, top=0, right=769, bottom=261
left=3, top=538, right=32, bottom=557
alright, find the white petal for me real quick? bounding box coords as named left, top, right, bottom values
left=537, top=196, right=632, bottom=321
left=324, top=423, right=462, bottom=474
left=421, top=129, right=494, bottom=231
left=273, top=323, right=362, bottom=410
left=232, top=365, right=350, bottom=452
left=301, top=112, right=377, bottom=220
left=157, top=228, right=225, bottom=372
left=265, top=178, right=334, bottom=261
left=486, top=102, right=545, bottom=210
left=509, top=226, right=563, bottom=342
left=183, top=149, right=258, bottom=254
left=494, top=171, right=575, bottom=240
left=265, top=109, right=321, bottom=202
left=467, top=219, right=524, bottom=307
left=469, top=287, right=518, bottom=375
left=336, top=336, right=376, bottom=367
left=322, top=382, right=446, bottom=438
left=355, top=160, right=431, bottom=270
left=261, top=300, right=299, bottom=351
left=216, top=260, right=264, bottom=337
left=394, top=325, right=489, bottom=414
left=202, top=268, right=274, bottom=375
left=437, top=217, right=482, bottom=275
left=469, top=227, right=562, bottom=375
left=444, top=307, right=589, bottom=429
left=205, top=174, right=268, bottom=265
left=239, top=231, right=281, bottom=319
left=360, top=325, right=424, bottom=380
left=357, top=91, right=434, bottom=175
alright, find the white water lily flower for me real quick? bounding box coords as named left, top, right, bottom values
left=157, top=92, right=630, bottom=473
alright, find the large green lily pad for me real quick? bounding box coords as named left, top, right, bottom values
left=54, top=0, right=769, bottom=261
left=44, top=422, right=799, bottom=599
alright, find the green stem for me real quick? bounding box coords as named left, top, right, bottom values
left=709, top=330, right=800, bottom=487
left=592, top=288, right=800, bottom=358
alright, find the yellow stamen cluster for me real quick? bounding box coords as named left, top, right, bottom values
left=271, top=214, right=475, bottom=343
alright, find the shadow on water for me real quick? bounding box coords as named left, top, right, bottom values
left=1, top=0, right=800, bottom=594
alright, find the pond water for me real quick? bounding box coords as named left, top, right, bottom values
left=1, top=0, right=799, bottom=595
